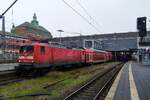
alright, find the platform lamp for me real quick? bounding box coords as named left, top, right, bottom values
left=57, top=30, right=64, bottom=44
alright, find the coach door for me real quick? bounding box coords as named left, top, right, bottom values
left=86, top=52, right=93, bottom=63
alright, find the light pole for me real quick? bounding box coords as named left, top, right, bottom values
left=57, top=30, right=64, bottom=45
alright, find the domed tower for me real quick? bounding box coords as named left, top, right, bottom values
left=31, top=13, right=39, bottom=27
left=14, top=13, right=52, bottom=40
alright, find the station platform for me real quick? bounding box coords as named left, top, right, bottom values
left=105, top=61, right=150, bottom=100
left=0, top=63, right=17, bottom=71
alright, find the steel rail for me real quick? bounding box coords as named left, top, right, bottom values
left=0, top=70, right=15, bottom=75
left=0, top=70, right=24, bottom=86
left=93, top=64, right=122, bottom=100
left=63, top=63, right=123, bottom=100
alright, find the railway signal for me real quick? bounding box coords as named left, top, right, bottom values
left=137, top=17, right=147, bottom=38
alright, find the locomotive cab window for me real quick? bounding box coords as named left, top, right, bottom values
left=20, top=46, right=34, bottom=53
left=41, top=46, right=45, bottom=53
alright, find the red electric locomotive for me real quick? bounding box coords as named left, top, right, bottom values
left=15, top=42, right=112, bottom=75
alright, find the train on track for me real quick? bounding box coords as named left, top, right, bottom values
left=15, top=42, right=113, bottom=76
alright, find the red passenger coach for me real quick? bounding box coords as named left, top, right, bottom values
left=108, top=52, right=113, bottom=60
left=84, top=49, right=93, bottom=64
left=92, top=50, right=108, bottom=63
left=84, top=49, right=112, bottom=64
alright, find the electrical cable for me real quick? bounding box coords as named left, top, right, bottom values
left=62, top=0, right=101, bottom=33
left=1, top=0, right=18, bottom=16
left=76, top=0, right=101, bottom=28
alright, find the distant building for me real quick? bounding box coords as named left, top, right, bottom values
left=0, top=31, right=32, bottom=62
left=12, top=13, right=52, bottom=40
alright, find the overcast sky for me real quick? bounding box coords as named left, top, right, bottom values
left=0, top=0, right=150, bottom=37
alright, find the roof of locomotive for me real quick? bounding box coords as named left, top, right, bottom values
left=28, top=42, right=84, bottom=51
left=30, top=42, right=49, bottom=46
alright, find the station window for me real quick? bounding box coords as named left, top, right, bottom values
left=41, top=46, right=45, bottom=53
left=85, top=41, right=92, bottom=48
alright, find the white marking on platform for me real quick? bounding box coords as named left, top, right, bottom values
left=105, top=63, right=125, bottom=100
left=129, top=61, right=140, bottom=100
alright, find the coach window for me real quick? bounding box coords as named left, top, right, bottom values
left=41, top=46, right=45, bottom=53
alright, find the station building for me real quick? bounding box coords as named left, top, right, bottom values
left=51, top=31, right=140, bottom=51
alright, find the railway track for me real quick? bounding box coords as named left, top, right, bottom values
left=0, top=76, right=24, bottom=86
left=63, top=63, right=123, bottom=100
left=0, top=70, right=15, bottom=75
left=0, top=70, right=25, bottom=86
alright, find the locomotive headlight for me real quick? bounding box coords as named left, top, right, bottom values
left=27, top=56, right=34, bottom=59
left=19, top=56, right=24, bottom=59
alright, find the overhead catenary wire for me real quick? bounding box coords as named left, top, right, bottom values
left=1, top=0, right=18, bottom=16
left=75, top=0, right=101, bottom=28
left=62, top=0, right=101, bottom=33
